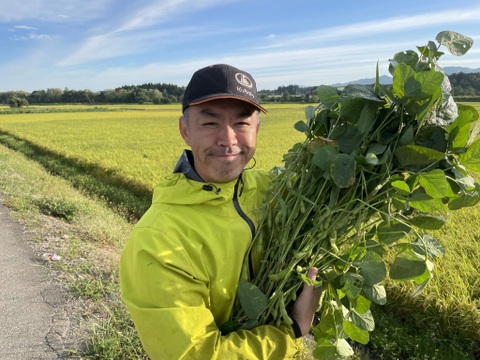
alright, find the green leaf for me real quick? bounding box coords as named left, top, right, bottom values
left=395, top=145, right=445, bottom=166
left=447, top=104, right=479, bottom=151
left=237, top=282, right=268, bottom=320
left=330, top=154, right=356, bottom=188
left=411, top=264, right=432, bottom=286
left=377, top=221, right=411, bottom=245
left=408, top=192, right=445, bottom=212
left=339, top=97, right=364, bottom=123
left=448, top=183, right=480, bottom=210
left=366, top=239, right=384, bottom=257
left=391, top=180, right=411, bottom=196
left=365, top=153, right=378, bottom=165
left=330, top=123, right=363, bottom=154
left=404, top=71, right=444, bottom=100
left=390, top=252, right=427, bottom=281
left=399, top=126, right=415, bottom=146
left=312, top=145, right=338, bottom=171
left=349, top=309, right=375, bottom=331
left=436, top=31, right=474, bottom=56
left=352, top=294, right=371, bottom=314
left=451, top=167, right=476, bottom=190
left=311, top=109, right=330, bottom=137
left=343, top=320, right=370, bottom=345
left=317, top=85, right=339, bottom=108
left=417, top=41, right=442, bottom=60
left=411, top=234, right=445, bottom=259
left=361, top=284, right=387, bottom=305
left=294, top=120, right=310, bottom=134
left=368, top=142, right=388, bottom=155
left=458, top=139, right=480, bottom=173
left=413, top=90, right=442, bottom=122
left=305, top=106, right=316, bottom=122
left=341, top=273, right=364, bottom=299
left=409, top=215, right=446, bottom=230
left=410, top=279, right=430, bottom=297
left=336, top=338, right=355, bottom=357
left=393, top=63, right=415, bottom=99
left=377, top=146, right=392, bottom=165
left=354, top=251, right=386, bottom=286
left=357, top=103, right=378, bottom=134
left=389, top=50, right=419, bottom=77
left=447, top=123, right=470, bottom=152
left=317, top=302, right=338, bottom=336
left=391, top=193, right=408, bottom=211
left=313, top=341, right=340, bottom=360
left=375, top=62, right=380, bottom=94
left=416, top=125, right=448, bottom=153
left=342, top=84, right=384, bottom=103
left=418, top=169, right=451, bottom=198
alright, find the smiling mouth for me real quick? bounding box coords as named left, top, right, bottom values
left=215, top=153, right=240, bottom=160
left=210, top=149, right=242, bottom=157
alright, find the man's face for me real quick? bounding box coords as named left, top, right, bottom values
left=179, top=98, right=260, bottom=183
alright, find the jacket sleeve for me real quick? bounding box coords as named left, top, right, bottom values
left=120, top=227, right=301, bottom=360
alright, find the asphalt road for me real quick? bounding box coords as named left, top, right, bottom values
left=0, top=201, right=73, bottom=359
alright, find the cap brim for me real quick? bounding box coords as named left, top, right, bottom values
left=187, top=95, right=268, bottom=114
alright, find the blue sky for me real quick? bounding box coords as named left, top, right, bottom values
left=1, top=0, right=479, bottom=92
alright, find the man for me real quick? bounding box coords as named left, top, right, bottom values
left=120, top=64, right=321, bottom=359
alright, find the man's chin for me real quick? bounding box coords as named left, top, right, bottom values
left=211, top=166, right=245, bottom=183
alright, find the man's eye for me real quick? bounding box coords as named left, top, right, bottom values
left=237, top=119, right=253, bottom=126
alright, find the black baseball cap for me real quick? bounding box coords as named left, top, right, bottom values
left=182, top=64, right=267, bottom=114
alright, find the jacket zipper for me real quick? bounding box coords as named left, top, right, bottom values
left=233, top=174, right=256, bottom=278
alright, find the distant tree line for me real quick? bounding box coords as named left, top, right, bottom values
left=1, top=73, right=479, bottom=108
left=449, top=72, right=480, bottom=97
left=259, top=85, right=320, bottom=103
left=1, top=83, right=185, bottom=108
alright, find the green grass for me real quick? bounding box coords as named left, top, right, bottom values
left=1, top=103, right=479, bottom=359
left=358, top=304, right=477, bottom=360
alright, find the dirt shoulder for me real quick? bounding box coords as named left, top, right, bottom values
left=0, top=201, right=84, bottom=359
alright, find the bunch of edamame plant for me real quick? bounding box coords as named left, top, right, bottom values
left=225, top=31, right=480, bottom=359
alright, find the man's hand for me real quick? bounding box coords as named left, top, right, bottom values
left=291, top=267, right=322, bottom=337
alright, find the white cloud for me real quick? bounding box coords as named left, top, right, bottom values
left=57, top=25, right=218, bottom=66
left=10, top=33, right=51, bottom=41
left=55, top=0, right=240, bottom=65
left=114, top=0, right=237, bottom=33
left=29, top=33, right=51, bottom=40
left=14, top=25, right=38, bottom=30
left=0, top=0, right=114, bottom=23
left=258, top=6, right=480, bottom=51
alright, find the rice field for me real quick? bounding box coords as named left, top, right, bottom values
left=0, top=104, right=306, bottom=189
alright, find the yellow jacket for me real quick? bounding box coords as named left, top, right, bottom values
left=120, top=158, right=300, bottom=359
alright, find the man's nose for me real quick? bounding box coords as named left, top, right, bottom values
left=218, top=125, right=237, bottom=147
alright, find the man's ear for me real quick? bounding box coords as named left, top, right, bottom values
left=179, top=117, right=190, bottom=146
left=255, top=110, right=261, bottom=133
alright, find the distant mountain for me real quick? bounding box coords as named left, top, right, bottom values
left=331, top=75, right=392, bottom=87
left=331, top=67, right=480, bottom=87
left=443, top=66, right=480, bottom=74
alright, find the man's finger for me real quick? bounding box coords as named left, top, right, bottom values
left=305, top=267, right=318, bottom=285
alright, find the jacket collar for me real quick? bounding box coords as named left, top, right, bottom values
left=173, top=149, right=204, bottom=182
